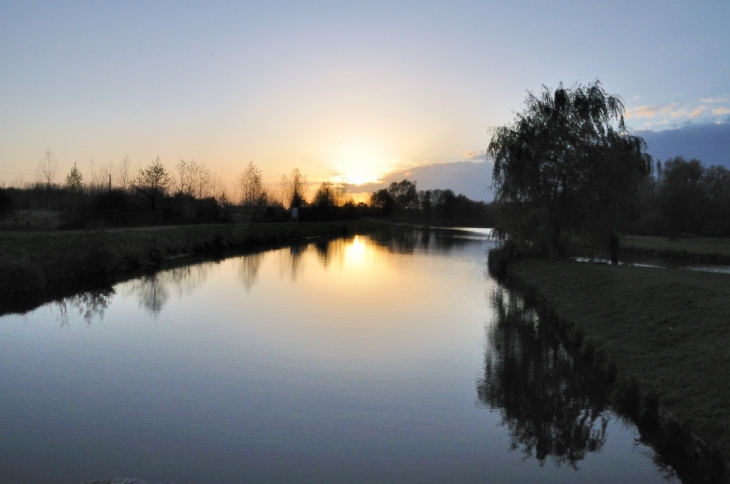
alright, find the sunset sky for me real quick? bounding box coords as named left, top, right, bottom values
left=1, top=1, right=728, bottom=200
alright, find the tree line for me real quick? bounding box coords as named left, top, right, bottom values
left=0, top=155, right=495, bottom=229
left=369, top=179, right=496, bottom=226
left=633, top=156, right=730, bottom=237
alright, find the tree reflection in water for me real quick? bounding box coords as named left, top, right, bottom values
left=238, top=251, right=264, bottom=292
left=122, top=262, right=214, bottom=316
left=314, top=238, right=333, bottom=268
left=54, top=288, right=115, bottom=327
left=367, top=227, right=489, bottom=256
left=275, top=241, right=307, bottom=283
left=477, top=287, right=609, bottom=469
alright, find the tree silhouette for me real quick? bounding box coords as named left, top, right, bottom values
left=369, top=188, right=395, bottom=215
left=134, top=157, right=172, bottom=218
left=37, top=149, right=58, bottom=188
left=387, top=179, right=418, bottom=210
left=238, top=161, right=268, bottom=218
left=65, top=163, right=83, bottom=193
left=0, top=189, right=13, bottom=219
left=489, top=80, right=652, bottom=258
left=660, top=156, right=704, bottom=236
left=312, top=181, right=337, bottom=208
left=281, top=168, right=307, bottom=208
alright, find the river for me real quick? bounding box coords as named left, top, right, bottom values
left=0, top=228, right=692, bottom=483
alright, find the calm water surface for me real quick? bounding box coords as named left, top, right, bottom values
left=0, top=230, right=685, bottom=483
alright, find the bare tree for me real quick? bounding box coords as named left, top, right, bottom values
left=238, top=161, right=268, bottom=218
left=134, top=157, right=172, bottom=218
left=87, top=160, right=111, bottom=191
left=176, top=159, right=196, bottom=195
left=37, top=149, right=58, bottom=188
left=193, top=162, right=212, bottom=199
left=281, top=168, right=308, bottom=208
left=333, top=183, right=350, bottom=206
left=209, top=173, right=226, bottom=201
left=116, top=154, right=131, bottom=190
left=174, top=159, right=212, bottom=199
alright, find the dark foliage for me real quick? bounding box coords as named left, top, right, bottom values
left=489, top=80, right=652, bottom=258
left=632, top=156, right=730, bottom=237
left=0, top=189, right=13, bottom=219
left=368, top=181, right=496, bottom=226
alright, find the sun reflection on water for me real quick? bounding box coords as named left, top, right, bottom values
left=344, top=235, right=367, bottom=266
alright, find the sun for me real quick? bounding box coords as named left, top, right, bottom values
left=326, top=140, right=394, bottom=186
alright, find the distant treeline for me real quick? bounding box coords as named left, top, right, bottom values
left=0, top=157, right=494, bottom=230
left=368, top=179, right=496, bottom=226
left=632, top=156, right=730, bottom=237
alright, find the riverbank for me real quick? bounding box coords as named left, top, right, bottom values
left=0, top=219, right=390, bottom=298
left=622, top=235, right=730, bottom=264
left=505, top=258, right=730, bottom=480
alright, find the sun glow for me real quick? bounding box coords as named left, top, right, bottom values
left=326, top=140, right=395, bottom=186
left=344, top=235, right=368, bottom=266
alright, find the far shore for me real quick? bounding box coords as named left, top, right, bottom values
left=0, top=219, right=392, bottom=303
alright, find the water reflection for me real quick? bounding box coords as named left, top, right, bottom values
left=477, top=287, right=610, bottom=469
left=276, top=241, right=308, bottom=282
left=314, top=238, right=333, bottom=267
left=54, top=288, right=114, bottom=327
left=121, top=262, right=215, bottom=316
left=368, top=227, right=491, bottom=255
left=237, top=251, right=264, bottom=292
left=0, top=228, right=705, bottom=483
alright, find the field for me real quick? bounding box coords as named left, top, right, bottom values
left=623, top=235, right=730, bottom=259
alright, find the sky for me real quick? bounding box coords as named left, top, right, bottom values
left=1, top=0, right=728, bottom=201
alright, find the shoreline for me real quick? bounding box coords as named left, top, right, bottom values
left=499, top=256, right=730, bottom=482
left=0, top=219, right=391, bottom=304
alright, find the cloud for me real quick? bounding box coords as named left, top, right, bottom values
left=689, top=106, right=706, bottom=119
left=636, top=122, right=730, bottom=168
left=351, top=160, right=495, bottom=201
left=626, top=99, right=729, bottom=129
left=625, top=105, right=673, bottom=118
left=461, top=150, right=486, bottom=161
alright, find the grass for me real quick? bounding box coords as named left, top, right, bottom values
left=0, top=219, right=390, bottom=298
left=623, top=235, right=730, bottom=258
left=509, top=258, right=730, bottom=459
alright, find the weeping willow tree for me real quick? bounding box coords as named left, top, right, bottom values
left=488, top=80, right=653, bottom=259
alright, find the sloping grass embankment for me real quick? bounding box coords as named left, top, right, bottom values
left=509, top=258, right=730, bottom=468
left=0, top=219, right=389, bottom=298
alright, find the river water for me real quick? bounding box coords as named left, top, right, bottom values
left=0, top=229, right=690, bottom=483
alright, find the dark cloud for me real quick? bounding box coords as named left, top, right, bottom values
left=351, top=161, right=494, bottom=201
left=637, top=122, right=730, bottom=168
left=347, top=122, right=730, bottom=202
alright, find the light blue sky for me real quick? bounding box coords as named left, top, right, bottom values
left=1, top=1, right=728, bottom=199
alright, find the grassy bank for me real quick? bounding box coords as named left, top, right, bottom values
left=508, top=258, right=730, bottom=465
left=0, top=219, right=389, bottom=298
left=622, top=235, right=730, bottom=263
